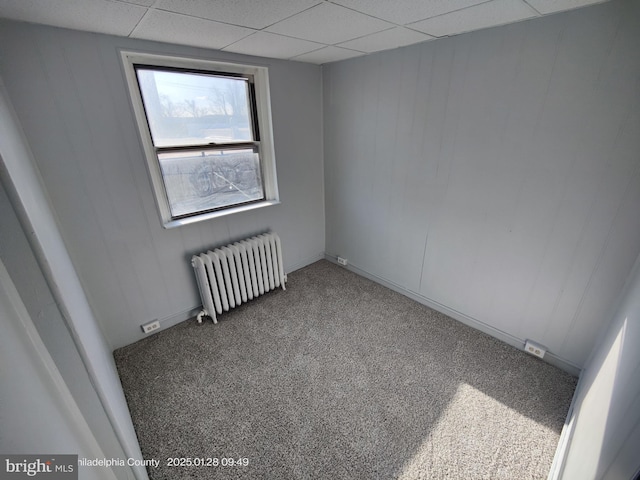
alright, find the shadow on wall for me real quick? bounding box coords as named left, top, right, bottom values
left=561, top=254, right=640, bottom=479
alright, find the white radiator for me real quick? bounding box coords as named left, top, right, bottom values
left=191, top=232, right=286, bottom=323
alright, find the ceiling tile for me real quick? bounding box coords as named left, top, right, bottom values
left=113, top=0, right=155, bottom=6
left=408, top=0, right=538, bottom=37
left=292, top=46, right=363, bottom=64
left=331, top=0, right=489, bottom=25
left=266, top=3, right=393, bottom=45
left=155, top=0, right=321, bottom=30
left=525, top=0, right=609, bottom=15
left=338, top=27, right=434, bottom=53
left=224, top=31, right=323, bottom=60
left=131, top=10, right=254, bottom=50
left=0, top=0, right=146, bottom=36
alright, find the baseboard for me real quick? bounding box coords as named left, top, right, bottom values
left=158, top=306, right=203, bottom=330
left=324, top=254, right=582, bottom=377
left=285, top=252, right=326, bottom=275
left=156, top=252, right=326, bottom=332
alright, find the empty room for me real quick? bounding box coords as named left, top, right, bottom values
left=1, top=0, right=639, bottom=479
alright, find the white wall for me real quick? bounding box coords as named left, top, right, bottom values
left=560, top=253, right=640, bottom=479
left=0, top=20, right=325, bottom=349
left=0, top=79, right=143, bottom=479
left=0, top=183, right=135, bottom=480
left=0, top=259, right=116, bottom=480
left=323, top=0, right=640, bottom=369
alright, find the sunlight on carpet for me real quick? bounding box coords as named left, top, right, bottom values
left=399, top=382, right=561, bottom=479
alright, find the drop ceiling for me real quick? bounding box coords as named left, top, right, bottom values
left=0, top=0, right=610, bottom=64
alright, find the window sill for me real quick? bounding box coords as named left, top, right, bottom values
left=162, top=200, right=281, bottom=229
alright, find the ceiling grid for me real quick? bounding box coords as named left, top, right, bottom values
left=0, top=0, right=611, bottom=64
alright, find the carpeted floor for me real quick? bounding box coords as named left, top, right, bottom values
left=115, top=260, right=577, bottom=480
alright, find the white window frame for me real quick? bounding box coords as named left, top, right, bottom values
left=121, top=51, right=280, bottom=228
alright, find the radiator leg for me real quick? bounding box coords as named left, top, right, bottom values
left=196, top=310, right=207, bottom=324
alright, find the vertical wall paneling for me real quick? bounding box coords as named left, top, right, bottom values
left=0, top=21, right=325, bottom=349
left=96, top=34, right=200, bottom=318
left=323, top=0, right=640, bottom=369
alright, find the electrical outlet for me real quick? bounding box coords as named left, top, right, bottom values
left=337, top=256, right=348, bottom=266
left=141, top=320, right=160, bottom=334
left=524, top=340, right=546, bottom=359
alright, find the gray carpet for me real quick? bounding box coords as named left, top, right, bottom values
left=114, top=260, right=577, bottom=480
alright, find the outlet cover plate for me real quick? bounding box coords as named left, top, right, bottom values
left=524, top=340, right=546, bottom=359
left=142, top=320, right=160, bottom=334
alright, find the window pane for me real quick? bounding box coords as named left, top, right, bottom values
left=136, top=68, right=253, bottom=147
left=158, top=148, right=264, bottom=218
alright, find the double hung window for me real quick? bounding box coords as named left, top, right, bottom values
left=121, top=52, right=279, bottom=228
